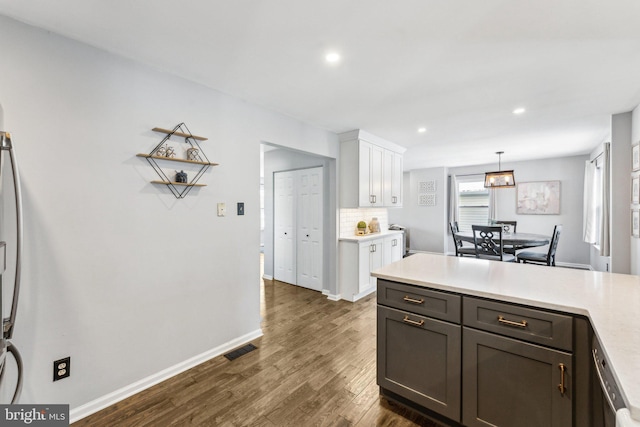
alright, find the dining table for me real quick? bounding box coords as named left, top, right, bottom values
left=454, top=231, right=550, bottom=250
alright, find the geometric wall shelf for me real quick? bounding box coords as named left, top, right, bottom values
left=137, top=123, right=219, bottom=199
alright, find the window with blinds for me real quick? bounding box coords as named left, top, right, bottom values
left=457, top=180, right=489, bottom=232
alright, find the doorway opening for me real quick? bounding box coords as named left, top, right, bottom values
left=260, top=142, right=337, bottom=297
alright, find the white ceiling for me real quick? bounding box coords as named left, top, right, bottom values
left=2, top=0, right=640, bottom=170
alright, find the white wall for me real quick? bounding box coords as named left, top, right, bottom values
left=0, top=15, right=338, bottom=414
left=610, top=112, right=632, bottom=274
left=388, top=168, right=448, bottom=253
left=631, top=106, right=640, bottom=275
left=262, top=148, right=337, bottom=295
left=395, top=155, right=591, bottom=266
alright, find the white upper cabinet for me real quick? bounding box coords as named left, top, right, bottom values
left=383, top=149, right=403, bottom=206
left=340, top=130, right=405, bottom=208
left=359, top=141, right=384, bottom=206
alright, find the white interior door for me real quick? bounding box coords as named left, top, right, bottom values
left=274, top=171, right=295, bottom=284
left=297, top=167, right=323, bottom=291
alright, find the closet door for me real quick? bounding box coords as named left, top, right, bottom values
left=274, top=171, right=296, bottom=284
left=297, top=167, right=323, bottom=291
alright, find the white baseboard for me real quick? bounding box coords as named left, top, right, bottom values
left=262, top=274, right=273, bottom=281
left=409, top=250, right=447, bottom=256
left=325, top=292, right=341, bottom=301
left=556, top=262, right=592, bottom=270
left=343, top=286, right=376, bottom=302
left=70, top=328, right=263, bottom=423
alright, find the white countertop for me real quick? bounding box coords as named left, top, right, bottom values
left=339, top=229, right=403, bottom=242
left=371, top=253, right=640, bottom=422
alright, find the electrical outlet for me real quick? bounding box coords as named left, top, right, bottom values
left=237, top=202, right=244, bottom=216
left=53, top=357, right=70, bottom=381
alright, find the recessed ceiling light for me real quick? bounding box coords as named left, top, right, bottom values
left=325, top=52, right=341, bottom=64
left=513, top=107, right=526, bottom=115
left=418, top=127, right=427, bottom=133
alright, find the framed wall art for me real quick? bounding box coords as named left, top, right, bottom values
left=633, top=144, right=640, bottom=171
left=634, top=175, right=640, bottom=204
left=516, top=181, right=561, bottom=215
left=633, top=209, right=639, bottom=238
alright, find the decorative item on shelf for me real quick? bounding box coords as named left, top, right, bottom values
left=356, top=221, right=368, bottom=235
left=484, top=151, right=515, bottom=188
left=164, top=146, right=176, bottom=158
left=137, top=122, right=219, bottom=199
left=156, top=144, right=167, bottom=157
left=175, top=170, right=188, bottom=183
left=187, top=147, right=200, bottom=161
left=369, top=217, right=380, bottom=233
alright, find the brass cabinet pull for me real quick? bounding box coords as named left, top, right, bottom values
left=403, top=296, right=424, bottom=305
left=497, top=315, right=528, bottom=328
left=402, top=316, right=425, bottom=327
left=558, top=363, right=566, bottom=396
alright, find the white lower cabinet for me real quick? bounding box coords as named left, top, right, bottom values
left=340, top=233, right=403, bottom=302
left=383, top=234, right=403, bottom=265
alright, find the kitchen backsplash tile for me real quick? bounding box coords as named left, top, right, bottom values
left=340, top=208, right=389, bottom=237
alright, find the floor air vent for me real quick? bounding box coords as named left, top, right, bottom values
left=223, top=343, right=257, bottom=361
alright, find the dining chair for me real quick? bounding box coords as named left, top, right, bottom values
left=450, top=221, right=476, bottom=257
left=471, top=225, right=516, bottom=262
left=517, top=225, right=562, bottom=266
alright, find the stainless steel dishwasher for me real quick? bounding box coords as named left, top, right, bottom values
left=592, top=334, right=632, bottom=427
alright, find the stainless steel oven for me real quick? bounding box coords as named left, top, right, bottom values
left=592, top=335, right=626, bottom=427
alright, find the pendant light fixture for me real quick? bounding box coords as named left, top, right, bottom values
left=484, top=151, right=515, bottom=188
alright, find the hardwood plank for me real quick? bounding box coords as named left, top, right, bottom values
left=73, top=256, right=445, bottom=426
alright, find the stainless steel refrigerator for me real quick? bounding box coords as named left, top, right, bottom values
left=0, top=128, right=24, bottom=404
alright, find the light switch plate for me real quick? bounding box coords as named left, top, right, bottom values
left=217, top=203, right=226, bottom=217
left=237, top=202, right=244, bottom=216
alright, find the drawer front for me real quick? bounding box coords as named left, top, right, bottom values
left=463, top=297, right=573, bottom=351
left=377, top=279, right=461, bottom=323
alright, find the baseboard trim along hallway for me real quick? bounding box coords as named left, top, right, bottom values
left=69, top=329, right=263, bottom=424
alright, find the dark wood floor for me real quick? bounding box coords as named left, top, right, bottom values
left=74, top=261, right=442, bottom=426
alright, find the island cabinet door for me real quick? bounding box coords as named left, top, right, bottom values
left=377, top=305, right=461, bottom=422
left=462, top=328, right=572, bottom=427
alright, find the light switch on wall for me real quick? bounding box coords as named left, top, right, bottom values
left=217, top=203, right=226, bottom=217
left=237, top=202, right=244, bottom=216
